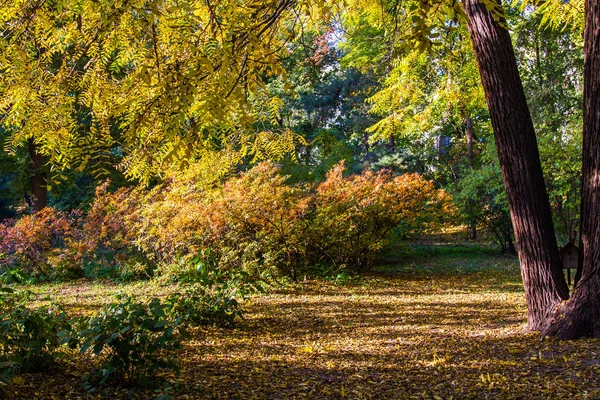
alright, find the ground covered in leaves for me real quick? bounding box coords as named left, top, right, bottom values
left=7, top=252, right=600, bottom=399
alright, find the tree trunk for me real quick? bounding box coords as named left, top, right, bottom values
left=574, top=235, right=584, bottom=286
left=465, top=114, right=477, bottom=240
left=27, top=139, right=47, bottom=212
left=505, top=235, right=516, bottom=256
left=462, top=0, right=569, bottom=331
left=465, top=114, right=475, bottom=169
left=388, top=133, right=396, bottom=152
left=363, top=132, right=374, bottom=162
left=543, top=0, right=600, bottom=339
left=469, top=220, right=477, bottom=240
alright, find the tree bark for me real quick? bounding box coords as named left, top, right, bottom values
left=27, top=139, right=47, bottom=212
left=544, top=0, right=600, bottom=339
left=462, top=0, right=569, bottom=331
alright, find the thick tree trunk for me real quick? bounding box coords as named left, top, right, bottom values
left=462, top=0, right=569, bottom=330
left=574, top=235, right=584, bottom=286
left=544, top=0, right=600, bottom=339
left=27, top=139, right=47, bottom=212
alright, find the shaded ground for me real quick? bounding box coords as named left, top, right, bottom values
left=7, top=254, right=600, bottom=399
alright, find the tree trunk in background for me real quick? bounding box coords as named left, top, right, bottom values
left=388, top=133, right=396, bottom=152
left=544, top=0, right=600, bottom=339
left=462, top=0, right=569, bottom=331
left=465, top=114, right=477, bottom=240
left=466, top=115, right=475, bottom=169
left=28, top=139, right=47, bottom=212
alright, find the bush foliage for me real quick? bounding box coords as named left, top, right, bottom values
left=313, top=162, right=453, bottom=270
left=0, top=162, right=452, bottom=280
left=0, top=286, right=70, bottom=376
left=0, top=208, right=83, bottom=279
left=72, top=296, right=188, bottom=388
left=164, top=254, right=262, bottom=327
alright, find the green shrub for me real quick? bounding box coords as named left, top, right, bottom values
left=0, top=265, right=30, bottom=285
left=166, top=286, right=241, bottom=328
left=0, top=287, right=69, bottom=374
left=0, top=365, right=10, bottom=394
left=164, top=253, right=264, bottom=327
left=73, top=296, right=188, bottom=388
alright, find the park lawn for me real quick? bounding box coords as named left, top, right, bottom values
left=6, top=253, right=600, bottom=399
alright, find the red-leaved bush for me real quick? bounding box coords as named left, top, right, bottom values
left=0, top=208, right=82, bottom=277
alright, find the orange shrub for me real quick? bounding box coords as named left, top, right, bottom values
left=78, top=162, right=452, bottom=279
left=206, top=163, right=312, bottom=280
left=80, top=182, right=145, bottom=275
left=0, top=162, right=453, bottom=281
left=133, top=181, right=209, bottom=265
left=312, top=161, right=453, bottom=271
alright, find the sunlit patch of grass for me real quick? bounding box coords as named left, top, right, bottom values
left=7, top=254, right=600, bottom=399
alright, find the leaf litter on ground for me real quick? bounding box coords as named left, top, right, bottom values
left=6, top=254, right=600, bottom=399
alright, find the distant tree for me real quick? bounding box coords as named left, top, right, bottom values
left=514, top=15, right=584, bottom=244
left=452, top=149, right=514, bottom=253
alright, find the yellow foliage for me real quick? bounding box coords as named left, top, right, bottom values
left=0, top=0, right=325, bottom=182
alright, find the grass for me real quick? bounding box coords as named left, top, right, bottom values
left=6, top=253, right=600, bottom=399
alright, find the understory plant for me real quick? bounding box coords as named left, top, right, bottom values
left=311, top=162, right=454, bottom=271
left=164, top=253, right=264, bottom=327
left=72, top=295, right=188, bottom=388
left=0, top=208, right=83, bottom=279
left=0, top=286, right=69, bottom=375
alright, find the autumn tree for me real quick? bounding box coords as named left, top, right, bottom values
left=0, top=0, right=329, bottom=193
left=514, top=15, right=584, bottom=244
left=339, top=0, right=592, bottom=335
left=461, top=0, right=570, bottom=330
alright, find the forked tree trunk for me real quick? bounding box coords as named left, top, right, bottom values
left=28, top=139, right=47, bottom=212
left=544, top=0, right=600, bottom=339
left=462, top=0, right=569, bottom=330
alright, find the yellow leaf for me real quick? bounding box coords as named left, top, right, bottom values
left=12, top=376, right=25, bottom=386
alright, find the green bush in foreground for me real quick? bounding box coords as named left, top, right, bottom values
left=0, top=286, right=69, bottom=375
left=166, top=284, right=242, bottom=328
left=164, top=253, right=263, bottom=327
left=70, top=296, right=189, bottom=388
